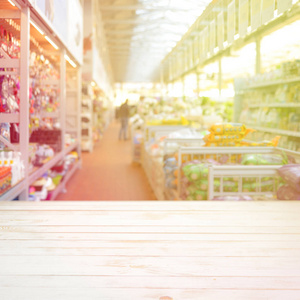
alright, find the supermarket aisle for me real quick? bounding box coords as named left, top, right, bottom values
left=56, top=122, right=156, bottom=200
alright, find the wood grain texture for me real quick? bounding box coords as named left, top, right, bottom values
left=0, top=201, right=300, bottom=299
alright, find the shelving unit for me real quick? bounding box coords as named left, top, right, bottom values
left=81, top=84, right=94, bottom=152
left=235, top=70, right=300, bottom=151
left=0, top=0, right=82, bottom=201
left=245, top=76, right=300, bottom=89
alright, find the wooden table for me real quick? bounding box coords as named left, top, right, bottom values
left=0, top=201, right=300, bottom=300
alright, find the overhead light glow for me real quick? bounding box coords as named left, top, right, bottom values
left=91, top=81, right=96, bottom=87
left=64, top=54, right=77, bottom=68
left=30, top=21, right=44, bottom=35
left=7, top=0, right=15, bottom=7
left=45, top=36, right=59, bottom=50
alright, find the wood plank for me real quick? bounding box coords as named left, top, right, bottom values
left=2, top=225, right=300, bottom=234
left=1, top=256, right=300, bottom=277
left=0, top=213, right=300, bottom=226
left=2, top=239, right=300, bottom=250
left=1, top=201, right=300, bottom=210
left=0, top=242, right=299, bottom=257
left=1, top=209, right=300, bottom=216
left=0, top=287, right=300, bottom=300
left=0, top=275, right=300, bottom=289
left=1, top=232, right=300, bottom=241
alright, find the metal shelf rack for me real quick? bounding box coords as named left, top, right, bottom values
left=0, top=1, right=82, bottom=201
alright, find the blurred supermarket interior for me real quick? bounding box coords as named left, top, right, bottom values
left=1, top=0, right=300, bottom=201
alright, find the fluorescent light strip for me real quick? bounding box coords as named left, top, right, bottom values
left=45, top=36, right=59, bottom=50
left=64, top=54, right=77, bottom=68
left=30, top=21, right=44, bottom=35
left=8, top=0, right=15, bottom=6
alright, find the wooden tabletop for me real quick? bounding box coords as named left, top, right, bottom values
left=0, top=201, right=300, bottom=300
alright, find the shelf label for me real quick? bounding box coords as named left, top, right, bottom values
left=217, top=12, right=224, bottom=50
left=210, top=20, right=216, bottom=55
left=262, top=0, right=275, bottom=25
left=277, top=0, right=293, bottom=14
left=227, top=0, right=235, bottom=44
left=239, top=0, right=249, bottom=38
left=251, top=0, right=261, bottom=31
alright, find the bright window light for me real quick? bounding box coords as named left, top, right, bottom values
left=64, top=54, right=77, bottom=68
left=30, top=21, right=44, bottom=35
left=45, top=36, right=59, bottom=50
left=7, top=0, right=15, bottom=7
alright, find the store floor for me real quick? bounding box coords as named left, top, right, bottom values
left=56, top=121, right=156, bottom=200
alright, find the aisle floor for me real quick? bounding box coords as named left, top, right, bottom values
left=56, top=121, right=156, bottom=200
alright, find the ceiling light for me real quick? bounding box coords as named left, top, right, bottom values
left=30, top=21, right=44, bottom=35
left=64, top=54, right=77, bottom=68
left=7, top=0, right=15, bottom=7
left=45, top=36, right=59, bottom=50
left=91, top=81, right=96, bottom=87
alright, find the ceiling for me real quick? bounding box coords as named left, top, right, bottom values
left=99, top=0, right=212, bottom=83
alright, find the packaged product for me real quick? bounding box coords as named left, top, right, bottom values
left=241, top=153, right=287, bottom=165
left=277, top=184, right=300, bottom=200
left=0, top=123, right=10, bottom=149
left=209, top=123, right=248, bottom=135
left=182, top=163, right=208, bottom=182
left=241, top=136, right=281, bottom=147
left=277, top=164, right=300, bottom=192
left=204, top=129, right=255, bottom=143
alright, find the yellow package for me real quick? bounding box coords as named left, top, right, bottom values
left=241, top=136, right=281, bottom=147
left=209, top=123, right=250, bottom=135
left=204, top=133, right=248, bottom=143
left=205, top=141, right=242, bottom=147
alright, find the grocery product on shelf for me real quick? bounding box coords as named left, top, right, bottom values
left=29, top=150, right=79, bottom=201
left=0, top=151, right=24, bottom=184
left=0, top=166, right=11, bottom=196
left=236, top=60, right=300, bottom=151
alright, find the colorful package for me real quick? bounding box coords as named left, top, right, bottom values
left=241, top=153, right=286, bottom=165
left=277, top=184, right=300, bottom=200
left=277, top=164, right=300, bottom=192
left=209, top=123, right=248, bottom=135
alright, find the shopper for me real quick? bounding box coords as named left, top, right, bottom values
left=119, top=99, right=130, bottom=140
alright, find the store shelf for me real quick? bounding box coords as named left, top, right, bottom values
left=41, top=111, right=60, bottom=118
left=39, top=80, right=60, bottom=87
left=249, top=103, right=300, bottom=108
left=0, top=113, right=20, bottom=123
left=64, top=141, right=79, bottom=155
left=245, top=76, right=300, bottom=89
left=49, top=160, right=80, bottom=200
left=252, top=126, right=300, bottom=138
left=29, top=152, right=64, bottom=185
left=0, top=180, right=26, bottom=201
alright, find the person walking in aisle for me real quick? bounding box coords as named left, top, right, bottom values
left=119, top=99, right=130, bottom=140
